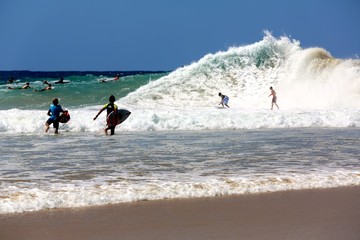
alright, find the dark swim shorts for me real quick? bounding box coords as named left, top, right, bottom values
left=46, top=118, right=59, bottom=128
left=272, top=96, right=277, bottom=103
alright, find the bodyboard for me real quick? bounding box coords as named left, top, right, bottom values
left=107, top=109, right=131, bottom=127
left=59, top=111, right=70, bottom=123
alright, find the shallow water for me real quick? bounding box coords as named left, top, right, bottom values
left=1, top=128, right=360, bottom=213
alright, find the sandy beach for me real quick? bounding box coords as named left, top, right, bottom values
left=1, top=186, right=359, bottom=240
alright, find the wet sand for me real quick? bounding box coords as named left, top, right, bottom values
left=1, top=186, right=359, bottom=240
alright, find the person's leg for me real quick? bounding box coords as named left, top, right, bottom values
left=110, top=126, right=115, bottom=135
left=45, top=119, right=52, bottom=133
left=54, top=121, right=59, bottom=134
left=273, top=97, right=279, bottom=109
left=271, top=98, right=275, bottom=110
left=224, top=98, right=230, bottom=108
left=45, top=123, right=50, bottom=133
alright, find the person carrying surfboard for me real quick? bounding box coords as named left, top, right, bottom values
left=93, top=95, right=118, bottom=135
left=45, top=98, right=65, bottom=134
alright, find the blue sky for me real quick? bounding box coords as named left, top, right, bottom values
left=0, top=0, right=359, bottom=71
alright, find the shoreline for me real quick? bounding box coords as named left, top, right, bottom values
left=1, top=186, right=359, bottom=240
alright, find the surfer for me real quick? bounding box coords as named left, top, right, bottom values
left=7, top=82, right=31, bottom=90
left=114, top=74, right=120, bottom=80
left=43, top=80, right=51, bottom=85
left=99, top=74, right=120, bottom=83
left=7, top=77, right=15, bottom=83
left=34, top=84, right=52, bottom=92
left=54, top=77, right=68, bottom=84
left=268, top=86, right=279, bottom=110
left=218, top=92, right=230, bottom=108
left=22, top=82, right=31, bottom=89
left=93, top=95, right=118, bottom=135
left=45, top=98, right=65, bottom=134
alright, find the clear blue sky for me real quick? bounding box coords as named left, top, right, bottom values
left=1, top=0, right=359, bottom=71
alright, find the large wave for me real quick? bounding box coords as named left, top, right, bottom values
left=123, top=32, right=360, bottom=110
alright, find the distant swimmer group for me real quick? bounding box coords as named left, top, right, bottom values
left=6, top=77, right=69, bottom=92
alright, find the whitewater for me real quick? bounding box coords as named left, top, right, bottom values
left=1, top=33, right=360, bottom=214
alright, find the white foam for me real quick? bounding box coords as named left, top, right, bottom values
left=1, top=107, right=360, bottom=134
left=1, top=170, right=359, bottom=213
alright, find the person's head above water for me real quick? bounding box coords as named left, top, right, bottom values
left=52, top=98, right=59, bottom=105
left=109, top=95, right=115, bottom=103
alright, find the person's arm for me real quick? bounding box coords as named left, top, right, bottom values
left=47, top=109, right=52, bottom=116
left=93, top=107, right=105, bottom=120
left=269, top=90, right=276, bottom=97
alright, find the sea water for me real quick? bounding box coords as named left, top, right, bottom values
left=1, top=33, right=360, bottom=213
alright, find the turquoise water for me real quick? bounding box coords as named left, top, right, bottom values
left=0, top=72, right=168, bottom=110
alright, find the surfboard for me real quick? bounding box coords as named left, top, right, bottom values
left=53, top=80, right=70, bottom=84
left=107, top=109, right=131, bottom=127
left=59, top=111, right=71, bottom=123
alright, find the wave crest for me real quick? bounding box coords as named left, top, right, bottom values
left=123, top=33, right=360, bottom=110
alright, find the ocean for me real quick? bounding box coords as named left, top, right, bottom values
left=1, top=33, right=360, bottom=213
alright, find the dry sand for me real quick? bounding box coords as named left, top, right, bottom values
left=1, top=186, right=359, bottom=240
